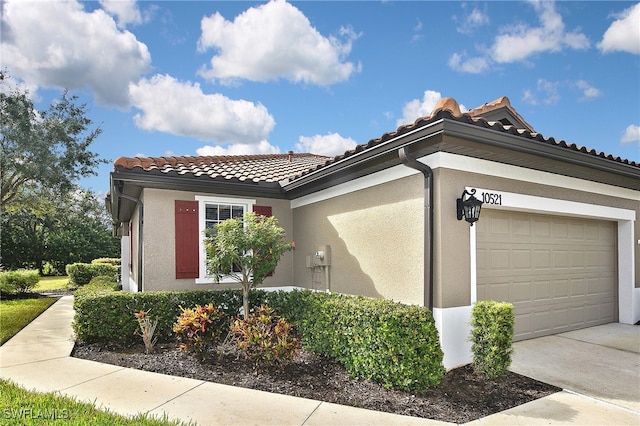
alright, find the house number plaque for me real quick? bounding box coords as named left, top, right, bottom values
left=480, top=191, right=502, bottom=205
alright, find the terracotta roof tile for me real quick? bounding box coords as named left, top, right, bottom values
left=114, top=152, right=331, bottom=183
left=296, top=96, right=639, bottom=178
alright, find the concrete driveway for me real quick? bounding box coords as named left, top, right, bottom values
left=509, top=323, right=640, bottom=412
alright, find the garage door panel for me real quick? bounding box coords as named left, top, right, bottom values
left=477, top=210, right=617, bottom=341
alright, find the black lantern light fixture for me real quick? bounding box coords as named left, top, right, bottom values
left=457, top=189, right=483, bottom=226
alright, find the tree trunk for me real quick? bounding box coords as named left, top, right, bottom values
left=242, top=282, right=250, bottom=320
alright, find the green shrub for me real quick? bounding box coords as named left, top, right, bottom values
left=0, top=269, right=40, bottom=294
left=66, top=263, right=118, bottom=286
left=74, top=279, right=120, bottom=300
left=266, top=290, right=445, bottom=393
left=173, top=304, right=227, bottom=358
left=73, top=287, right=445, bottom=393
left=232, top=305, right=300, bottom=369
left=92, top=258, right=121, bottom=266
left=469, top=300, right=515, bottom=379
left=42, top=261, right=61, bottom=276
left=73, top=289, right=268, bottom=344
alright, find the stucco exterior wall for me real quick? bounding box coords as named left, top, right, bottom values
left=140, top=188, right=295, bottom=292
left=292, top=174, right=425, bottom=305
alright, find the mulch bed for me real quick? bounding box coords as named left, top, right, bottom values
left=72, top=342, right=560, bottom=423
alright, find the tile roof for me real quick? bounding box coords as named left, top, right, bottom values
left=113, top=96, right=638, bottom=189
left=114, top=152, right=331, bottom=183
left=297, top=96, right=639, bottom=178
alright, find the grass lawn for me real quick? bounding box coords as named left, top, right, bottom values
left=0, top=298, right=57, bottom=345
left=35, top=276, right=71, bottom=292
left=0, top=379, right=191, bottom=425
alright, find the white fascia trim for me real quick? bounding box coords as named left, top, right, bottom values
left=440, top=152, right=638, bottom=201
left=291, top=164, right=414, bottom=208
left=467, top=187, right=636, bottom=221
left=195, top=195, right=256, bottom=284
left=291, top=152, right=638, bottom=209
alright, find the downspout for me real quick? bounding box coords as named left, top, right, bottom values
left=113, top=186, right=144, bottom=292
left=398, top=147, right=433, bottom=311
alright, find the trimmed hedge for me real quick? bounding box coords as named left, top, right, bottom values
left=293, top=292, right=444, bottom=392
left=91, top=258, right=121, bottom=266
left=66, top=263, right=119, bottom=287
left=73, top=288, right=445, bottom=393
left=469, top=300, right=515, bottom=379
left=73, top=289, right=268, bottom=344
left=0, top=269, right=40, bottom=294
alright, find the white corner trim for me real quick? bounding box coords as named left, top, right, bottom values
left=433, top=306, right=473, bottom=369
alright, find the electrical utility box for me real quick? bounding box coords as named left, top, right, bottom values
left=314, top=245, right=331, bottom=266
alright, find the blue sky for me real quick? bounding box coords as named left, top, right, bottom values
left=2, top=0, right=639, bottom=193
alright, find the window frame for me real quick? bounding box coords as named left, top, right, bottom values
left=194, top=195, right=255, bottom=284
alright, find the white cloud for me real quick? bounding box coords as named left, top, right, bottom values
left=598, top=3, right=640, bottom=54
left=0, top=0, right=151, bottom=107
left=397, top=90, right=468, bottom=127
left=412, top=18, right=423, bottom=42
left=492, top=1, right=589, bottom=63
left=575, top=80, right=602, bottom=101
left=448, top=52, right=491, bottom=74
left=398, top=90, right=444, bottom=127
left=450, top=1, right=589, bottom=73
left=295, top=133, right=357, bottom=157
left=621, top=124, right=640, bottom=144
left=455, top=4, right=489, bottom=34
left=197, top=0, right=360, bottom=85
left=129, top=74, right=276, bottom=144
left=522, top=79, right=560, bottom=106
left=196, top=141, right=281, bottom=156
left=99, top=0, right=145, bottom=28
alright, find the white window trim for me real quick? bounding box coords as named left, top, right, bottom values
left=194, top=195, right=255, bottom=284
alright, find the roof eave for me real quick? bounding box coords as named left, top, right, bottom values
left=112, top=169, right=288, bottom=198
left=283, top=119, right=446, bottom=193
left=445, top=119, right=640, bottom=183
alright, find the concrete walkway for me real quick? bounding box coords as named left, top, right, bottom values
left=1, top=296, right=639, bottom=425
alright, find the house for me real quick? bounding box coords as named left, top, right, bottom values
left=107, top=96, right=640, bottom=368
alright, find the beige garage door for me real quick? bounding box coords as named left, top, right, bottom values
left=477, top=210, right=617, bottom=341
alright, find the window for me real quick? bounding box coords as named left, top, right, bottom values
left=204, top=204, right=245, bottom=237
left=195, top=196, right=255, bottom=283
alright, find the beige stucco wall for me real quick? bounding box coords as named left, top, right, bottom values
left=292, top=174, right=425, bottom=305
left=140, top=188, right=294, bottom=292
left=435, top=167, right=640, bottom=308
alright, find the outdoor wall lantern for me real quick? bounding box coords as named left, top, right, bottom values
left=457, top=189, right=483, bottom=226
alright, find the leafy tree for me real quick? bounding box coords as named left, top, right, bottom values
left=0, top=71, right=105, bottom=212
left=205, top=212, right=294, bottom=319
left=0, top=187, right=119, bottom=273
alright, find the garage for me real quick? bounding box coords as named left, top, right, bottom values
left=476, top=209, right=617, bottom=341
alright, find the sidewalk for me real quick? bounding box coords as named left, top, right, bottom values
left=1, top=296, right=639, bottom=425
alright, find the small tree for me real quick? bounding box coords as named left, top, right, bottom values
left=205, top=212, right=294, bottom=319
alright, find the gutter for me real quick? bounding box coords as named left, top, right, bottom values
left=112, top=184, right=144, bottom=292
left=398, top=147, right=434, bottom=311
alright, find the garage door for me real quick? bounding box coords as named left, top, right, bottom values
left=476, top=210, right=617, bottom=341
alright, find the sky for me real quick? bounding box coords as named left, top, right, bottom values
left=1, top=0, right=639, bottom=194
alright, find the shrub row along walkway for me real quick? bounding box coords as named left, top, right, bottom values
left=1, top=296, right=638, bottom=425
